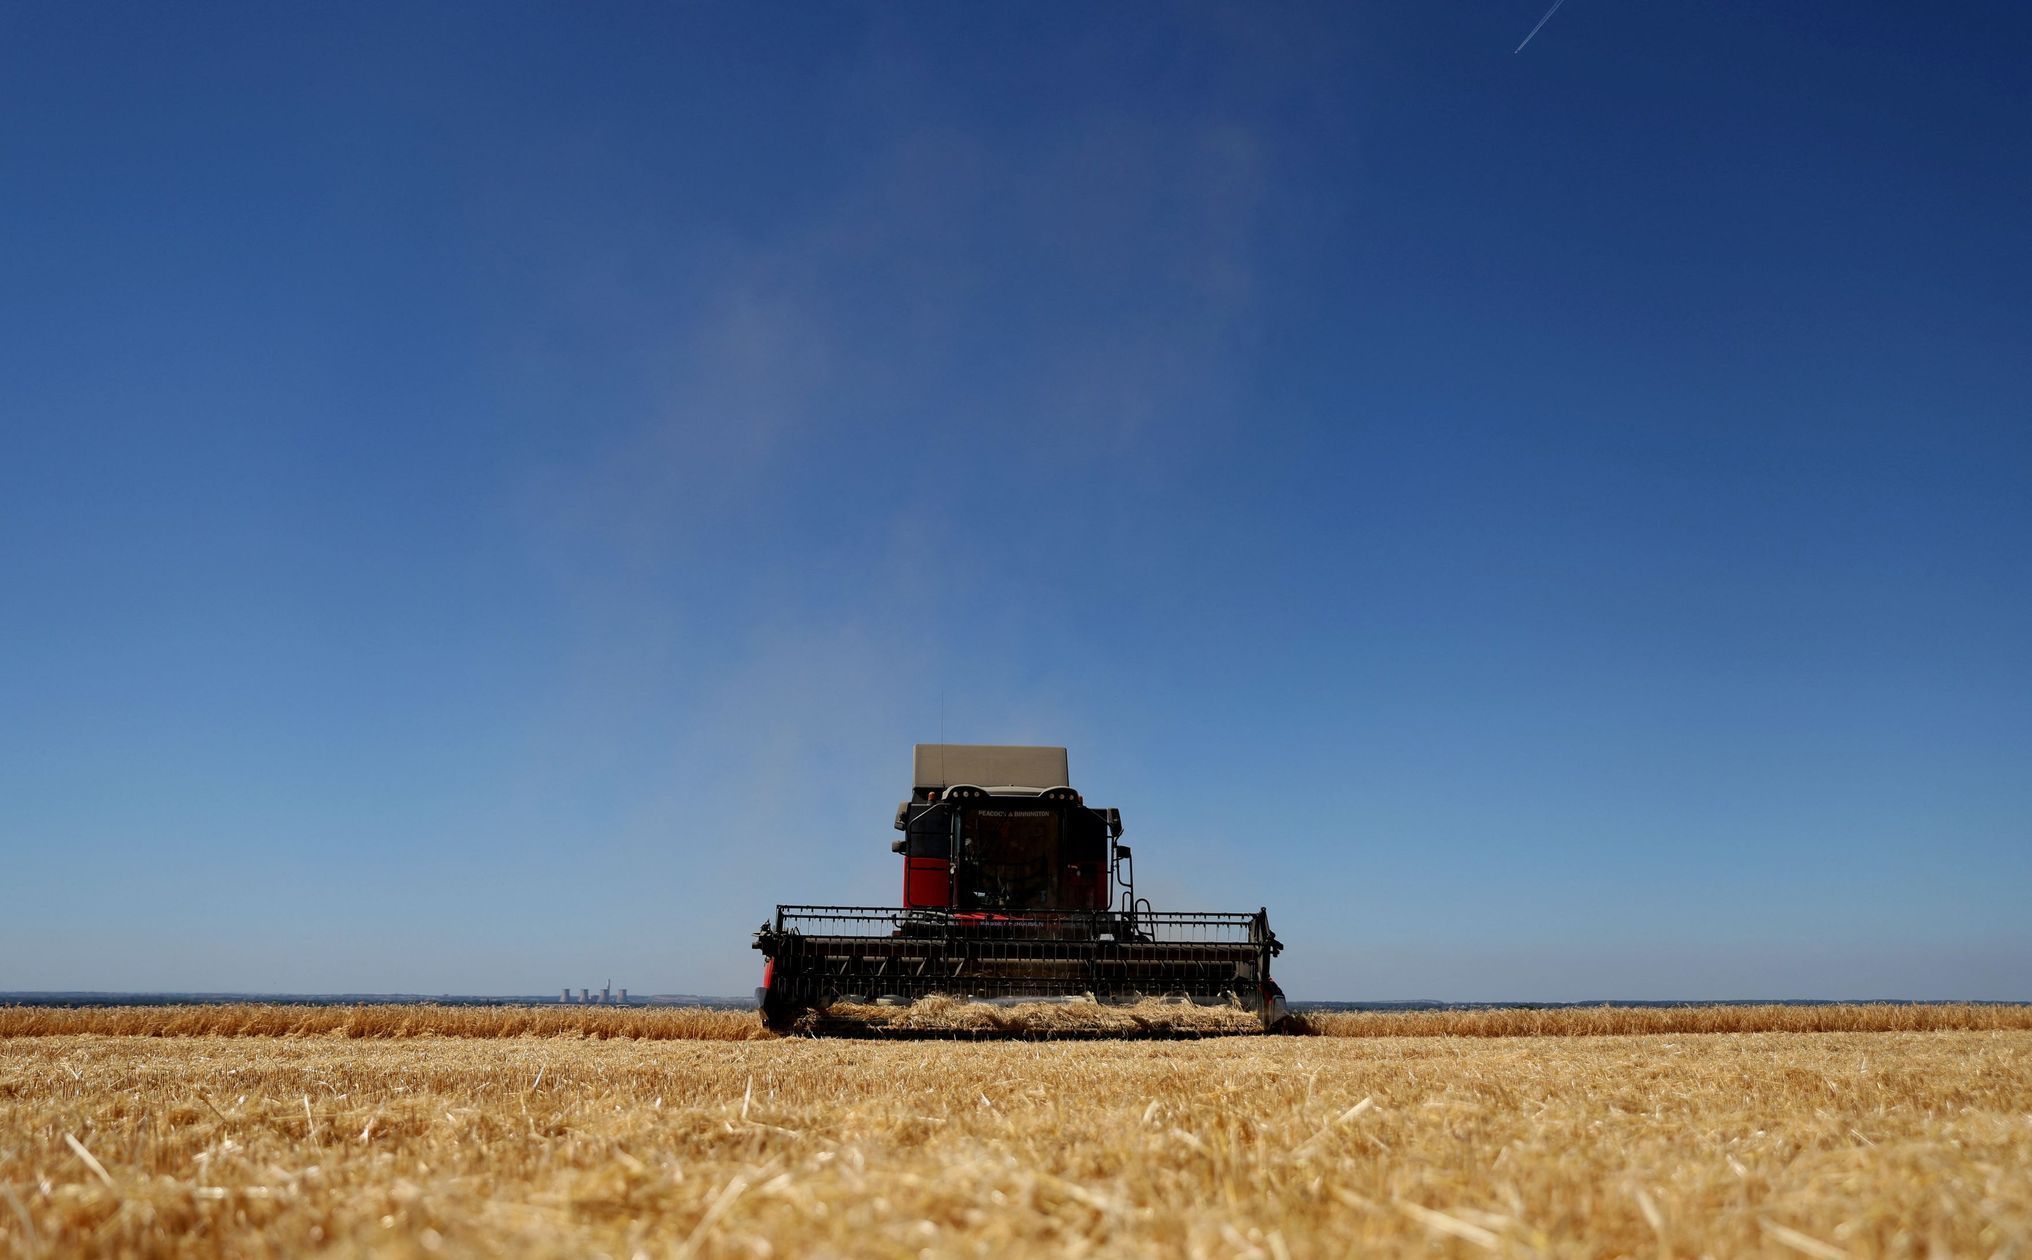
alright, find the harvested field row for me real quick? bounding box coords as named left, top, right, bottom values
left=3, top=1030, right=2028, bottom=1257
left=804, top=995, right=1264, bottom=1035
left=2, top=1000, right=2026, bottom=1040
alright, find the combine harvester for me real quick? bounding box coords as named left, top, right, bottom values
left=754, top=744, right=1288, bottom=1034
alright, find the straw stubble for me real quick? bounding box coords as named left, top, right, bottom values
left=0, top=1008, right=2027, bottom=1256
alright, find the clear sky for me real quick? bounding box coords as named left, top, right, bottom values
left=3, top=3, right=2027, bottom=1001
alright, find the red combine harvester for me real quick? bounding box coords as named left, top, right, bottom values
left=753, top=744, right=1288, bottom=1033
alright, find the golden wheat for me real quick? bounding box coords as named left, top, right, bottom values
left=0, top=1004, right=766, bottom=1040
left=2, top=1025, right=2028, bottom=1256
left=1287, top=1001, right=2032, bottom=1038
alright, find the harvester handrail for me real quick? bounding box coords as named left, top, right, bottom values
left=768, top=904, right=1275, bottom=948
left=774, top=903, right=1265, bottom=917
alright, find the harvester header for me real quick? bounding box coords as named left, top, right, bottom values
left=753, top=743, right=1288, bottom=1033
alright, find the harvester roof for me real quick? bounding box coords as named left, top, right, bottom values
left=913, top=744, right=1069, bottom=793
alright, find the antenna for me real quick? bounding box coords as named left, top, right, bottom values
left=939, top=690, right=947, bottom=787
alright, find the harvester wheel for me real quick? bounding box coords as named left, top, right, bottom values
left=759, top=991, right=809, bottom=1034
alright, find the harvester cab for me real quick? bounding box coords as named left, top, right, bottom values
left=754, top=744, right=1288, bottom=1033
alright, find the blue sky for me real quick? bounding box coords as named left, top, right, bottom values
left=3, top=3, right=2026, bottom=1000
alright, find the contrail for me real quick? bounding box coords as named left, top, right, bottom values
left=1514, top=0, right=1568, bottom=53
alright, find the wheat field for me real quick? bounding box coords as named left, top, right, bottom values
left=3, top=1006, right=2029, bottom=1257
left=5, top=1001, right=2028, bottom=1040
